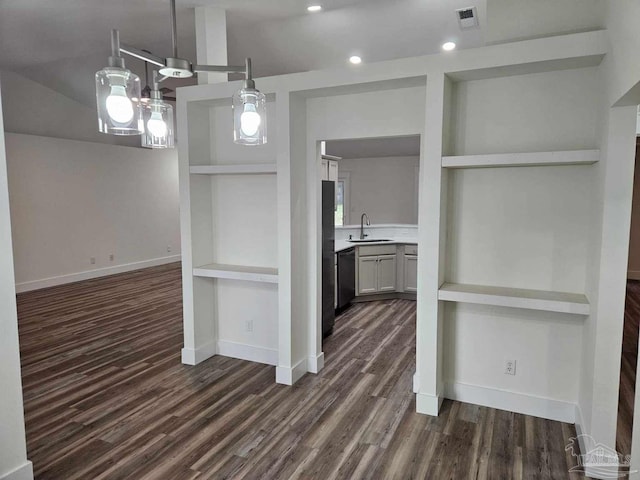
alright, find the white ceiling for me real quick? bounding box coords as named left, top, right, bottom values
left=326, top=136, right=421, bottom=159
left=0, top=0, right=486, bottom=107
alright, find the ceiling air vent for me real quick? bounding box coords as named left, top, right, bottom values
left=455, top=6, right=479, bottom=30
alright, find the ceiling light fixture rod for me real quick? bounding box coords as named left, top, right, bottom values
left=192, top=64, right=246, bottom=74
left=108, top=29, right=125, bottom=68
left=169, top=0, right=178, bottom=58
left=152, top=70, right=162, bottom=98
left=119, top=43, right=166, bottom=68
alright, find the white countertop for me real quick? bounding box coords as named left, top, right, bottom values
left=335, top=237, right=418, bottom=253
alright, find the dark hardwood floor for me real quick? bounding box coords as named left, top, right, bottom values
left=618, top=281, right=640, bottom=456
left=17, top=263, right=583, bottom=479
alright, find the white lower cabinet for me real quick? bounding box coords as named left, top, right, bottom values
left=404, top=254, right=417, bottom=293
left=357, top=254, right=397, bottom=295
left=358, top=256, right=379, bottom=295
left=377, top=255, right=397, bottom=292
left=355, top=244, right=417, bottom=297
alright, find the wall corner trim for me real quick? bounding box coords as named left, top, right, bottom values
left=416, top=391, right=443, bottom=416
left=276, top=358, right=307, bottom=386
left=181, top=341, right=217, bottom=366
left=307, top=353, right=325, bottom=374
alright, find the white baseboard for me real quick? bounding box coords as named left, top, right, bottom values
left=15, top=255, right=182, bottom=293
left=0, top=461, right=33, bottom=480
left=629, top=270, right=640, bottom=280
left=276, top=358, right=307, bottom=386
left=444, top=381, right=576, bottom=423
left=416, top=391, right=443, bottom=415
left=181, top=341, right=217, bottom=366
left=217, top=340, right=278, bottom=366
left=307, top=352, right=325, bottom=373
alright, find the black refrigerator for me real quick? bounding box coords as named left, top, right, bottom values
left=322, top=181, right=335, bottom=339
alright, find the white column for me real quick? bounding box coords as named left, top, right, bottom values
left=0, top=82, right=33, bottom=479
left=416, top=72, right=447, bottom=415
left=589, top=105, right=637, bottom=453
left=275, top=91, right=294, bottom=384
left=194, top=7, right=228, bottom=85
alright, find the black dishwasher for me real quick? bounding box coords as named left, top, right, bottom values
left=337, top=247, right=356, bottom=312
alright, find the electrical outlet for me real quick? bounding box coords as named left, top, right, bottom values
left=109, top=254, right=114, bottom=262
left=167, top=245, right=172, bottom=253
left=505, top=360, right=516, bottom=376
left=90, top=257, right=96, bottom=265
left=245, top=320, right=253, bottom=332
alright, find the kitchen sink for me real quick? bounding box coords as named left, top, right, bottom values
left=348, top=239, right=393, bottom=243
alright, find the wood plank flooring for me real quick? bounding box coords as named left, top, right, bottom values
left=618, top=280, right=640, bottom=456
left=17, top=263, right=583, bottom=479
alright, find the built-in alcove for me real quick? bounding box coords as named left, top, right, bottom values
left=436, top=65, right=602, bottom=421
left=180, top=93, right=279, bottom=367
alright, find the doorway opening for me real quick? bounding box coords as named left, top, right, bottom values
left=317, top=135, right=421, bottom=360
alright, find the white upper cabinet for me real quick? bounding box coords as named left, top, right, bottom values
left=321, top=157, right=339, bottom=182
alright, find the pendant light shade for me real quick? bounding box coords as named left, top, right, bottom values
left=141, top=98, right=174, bottom=149
left=232, top=87, right=267, bottom=146
left=95, top=67, right=143, bottom=135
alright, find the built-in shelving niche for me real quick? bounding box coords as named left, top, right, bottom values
left=442, top=149, right=599, bottom=169
left=438, top=282, right=589, bottom=315
left=193, top=263, right=278, bottom=284
left=184, top=94, right=279, bottom=367
left=190, top=164, right=277, bottom=175
left=441, top=66, right=599, bottom=318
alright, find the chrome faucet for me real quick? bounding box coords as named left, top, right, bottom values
left=360, top=213, right=370, bottom=239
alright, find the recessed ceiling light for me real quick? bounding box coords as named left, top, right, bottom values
left=307, top=5, right=322, bottom=12
left=442, top=42, right=456, bottom=51
left=349, top=56, right=362, bottom=65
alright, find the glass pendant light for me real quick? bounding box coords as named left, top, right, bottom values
left=141, top=99, right=174, bottom=148
left=232, top=63, right=267, bottom=146
left=95, top=30, right=143, bottom=135
left=140, top=71, right=174, bottom=149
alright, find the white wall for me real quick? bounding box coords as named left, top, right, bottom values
left=604, top=0, right=640, bottom=106
left=447, top=165, right=592, bottom=292
left=486, top=0, right=604, bottom=45
left=6, top=134, right=181, bottom=291
left=338, top=156, right=419, bottom=225
left=0, top=70, right=137, bottom=147
left=0, top=83, right=33, bottom=480
left=451, top=67, right=600, bottom=155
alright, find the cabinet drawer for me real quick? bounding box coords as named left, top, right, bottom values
left=358, top=245, right=397, bottom=257
left=405, top=244, right=418, bottom=255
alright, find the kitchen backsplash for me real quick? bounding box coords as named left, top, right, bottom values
left=334, top=224, right=418, bottom=241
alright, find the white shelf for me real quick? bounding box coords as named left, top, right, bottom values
left=193, top=263, right=278, bottom=284
left=438, top=282, right=590, bottom=315
left=441, top=149, right=599, bottom=169
left=189, top=164, right=277, bottom=175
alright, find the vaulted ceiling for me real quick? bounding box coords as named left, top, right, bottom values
left=0, top=0, right=486, bottom=107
